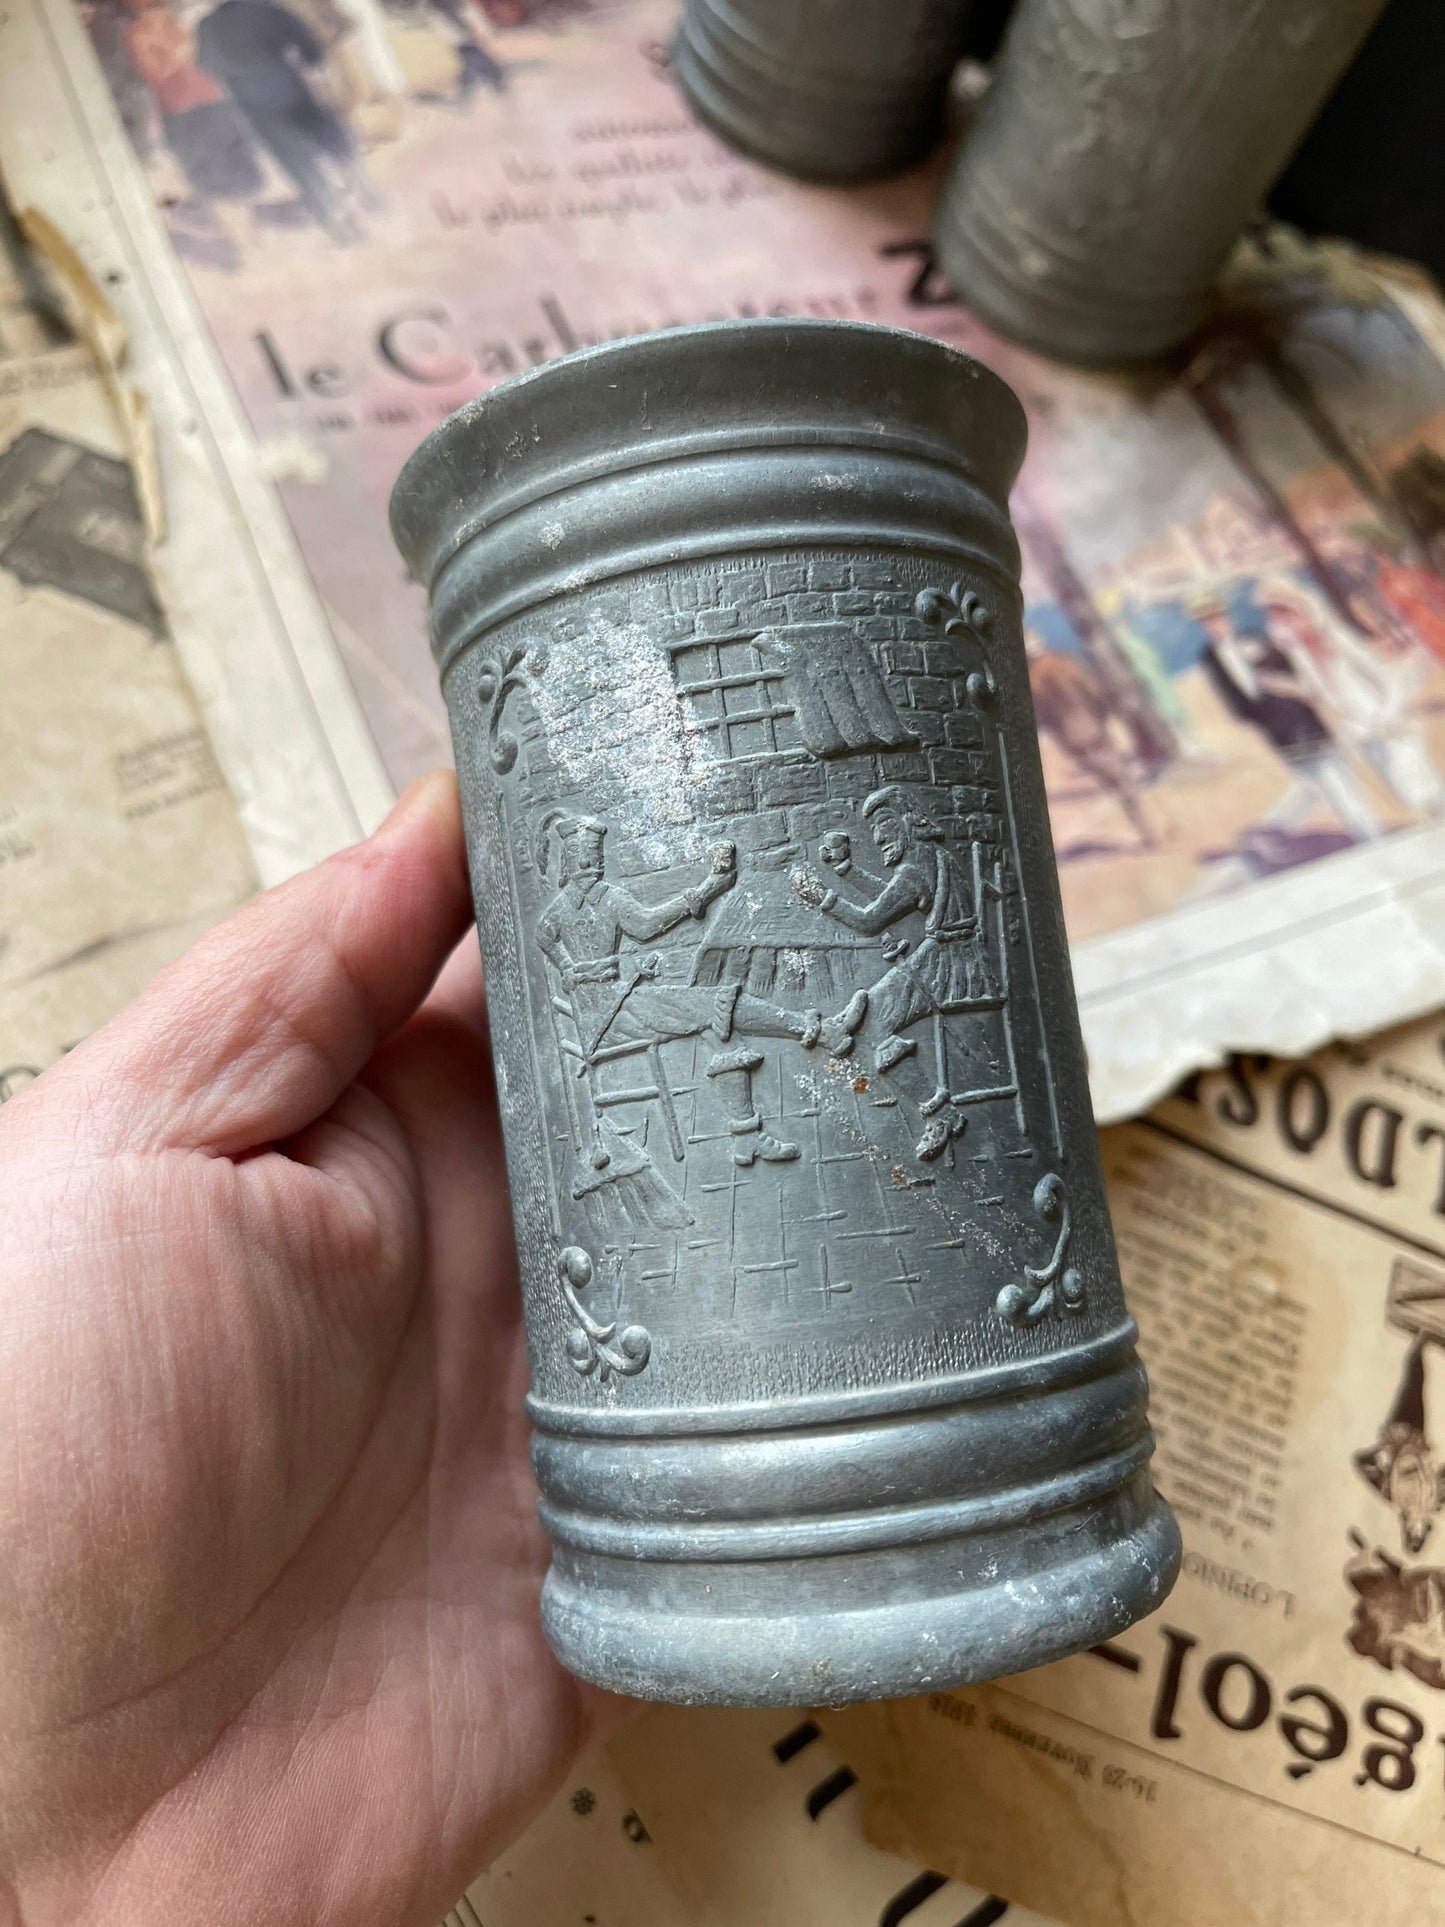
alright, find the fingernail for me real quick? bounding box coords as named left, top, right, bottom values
left=377, top=767, right=458, bottom=839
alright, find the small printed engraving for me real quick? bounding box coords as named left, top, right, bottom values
left=558, top=1244, right=652, bottom=1381
left=0, top=426, right=164, bottom=634
left=996, top=1173, right=1085, bottom=1325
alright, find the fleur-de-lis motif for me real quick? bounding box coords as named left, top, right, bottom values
left=914, top=580, right=992, bottom=637
left=915, top=581, right=997, bottom=709
left=996, top=1173, right=1085, bottom=1325
left=558, top=1245, right=652, bottom=1383
left=476, top=643, right=542, bottom=774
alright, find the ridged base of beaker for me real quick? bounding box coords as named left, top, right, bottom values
left=540, top=1467, right=1180, bottom=1707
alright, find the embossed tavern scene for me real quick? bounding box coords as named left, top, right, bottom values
left=386, top=309, right=1164, bottom=1497
left=471, top=566, right=1083, bottom=1395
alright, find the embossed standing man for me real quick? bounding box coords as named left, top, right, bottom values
left=391, top=319, right=1180, bottom=1707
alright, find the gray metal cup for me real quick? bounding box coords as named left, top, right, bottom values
left=934, top=0, right=1388, bottom=366
left=390, top=319, right=1179, bottom=1706
left=673, top=0, right=971, bottom=182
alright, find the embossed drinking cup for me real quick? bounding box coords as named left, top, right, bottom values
left=673, top=0, right=971, bottom=182
left=390, top=319, right=1180, bottom=1706
left=933, top=0, right=1388, bottom=366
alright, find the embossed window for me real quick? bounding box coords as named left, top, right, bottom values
left=670, top=622, right=915, bottom=762
left=671, top=636, right=805, bottom=761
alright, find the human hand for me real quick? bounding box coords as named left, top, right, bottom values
left=790, top=865, right=834, bottom=911
left=691, top=841, right=737, bottom=911
left=0, top=772, right=622, bottom=1927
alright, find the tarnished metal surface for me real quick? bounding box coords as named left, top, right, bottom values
left=673, top=0, right=969, bottom=182
left=392, top=319, right=1179, bottom=1704
left=935, top=0, right=1389, bottom=365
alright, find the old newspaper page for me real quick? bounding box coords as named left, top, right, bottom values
left=830, top=1015, right=1445, bottom=1925
left=0, top=6, right=391, bottom=884
left=452, top=1704, right=1055, bottom=1927
left=0, top=227, right=257, bottom=1087
left=5, top=0, right=1445, bottom=1115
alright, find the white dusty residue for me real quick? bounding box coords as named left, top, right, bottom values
left=528, top=610, right=717, bottom=866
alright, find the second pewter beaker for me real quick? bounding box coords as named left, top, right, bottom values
left=673, top=0, right=970, bottom=182
left=933, top=0, right=1388, bottom=365
left=390, top=319, right=1180, bottom=1705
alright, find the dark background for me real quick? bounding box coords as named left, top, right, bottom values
left=959, top=0, right=1445, bottom=285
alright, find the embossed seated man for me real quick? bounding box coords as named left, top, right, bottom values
left=792, top=785, right=1003, bottom=1162
left=535, top=814, right=864, bottom=1167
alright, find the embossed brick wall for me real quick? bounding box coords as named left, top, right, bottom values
left=511, top=553, right=1008, bottom=898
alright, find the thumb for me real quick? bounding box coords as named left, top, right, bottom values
left=49, top=770, right=473, bottom=1157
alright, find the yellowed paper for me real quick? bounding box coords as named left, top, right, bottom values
left=0, top=300, right=255, bottom=1075
left=830, top=1015, right=1445, bottom=1925
left=444, top=1745, right=683, bottom=1927
left=15, top=201, right=164, bottom=547
left=0, top=916, right=231, bottom=1099
left=452, top=1706, right=1058, bottom=1927
left=0, top=1, right=393, bottom=882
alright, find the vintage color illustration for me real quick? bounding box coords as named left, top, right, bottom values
left=73, top=0, right=1445, bottom=958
